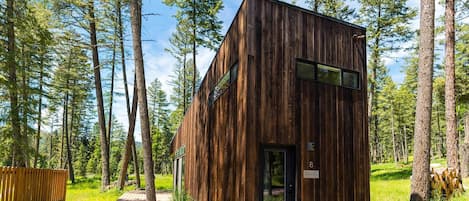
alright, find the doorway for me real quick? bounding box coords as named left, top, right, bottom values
left=261, top=147, right=296, bottom=201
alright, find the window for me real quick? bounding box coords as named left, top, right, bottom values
left=296, top=61, right=315, bottom=80
left=342, top=70, right=359, bottom=89
left=295, top=59, right=360, bottom=89
left=209, top=62, right=239, bottom=105
left=317, top=64, right=341, bottom=86
left=174, top=146, right=185, bottom=192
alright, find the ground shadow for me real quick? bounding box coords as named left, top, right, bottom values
left=372, top=169, right=413, bottom=180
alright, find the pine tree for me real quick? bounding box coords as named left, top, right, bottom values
left=130, top=0, right=156, bottom=199
left=411, top=0, right=435, bottom=199
left=305, top=0, right=355, bottom=21
left=358, top=0, right=417, bottom=163
left=163, top=0, right=224, bottom=97
left=169, top=59, right=200, bottom=132
left=444, top=0, right=458, bottom=171
left=148, top=78, right=172, bottom=174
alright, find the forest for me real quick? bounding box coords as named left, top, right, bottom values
left=0, top=0, right=468, bottom=201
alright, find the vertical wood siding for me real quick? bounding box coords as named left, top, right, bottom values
left=171, top=0, right=369, bottom=200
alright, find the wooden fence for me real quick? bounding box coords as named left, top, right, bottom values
left=0, top=167, right=68, bottom=201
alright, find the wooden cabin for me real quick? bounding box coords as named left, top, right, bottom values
left=170, top=0, right=369, bottom=200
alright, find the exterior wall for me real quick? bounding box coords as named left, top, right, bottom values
left=245, top=0, right=369, bottom=201
left=172, top=0, right=369, bottom=200
left=170, top=1, right=248, bottom=200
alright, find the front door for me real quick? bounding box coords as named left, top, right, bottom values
left=261, top=147, right=296, bottom=201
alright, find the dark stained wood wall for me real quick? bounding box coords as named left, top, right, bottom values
left=171, top=1, right=248, bottom=200
left=172, top=0, right=369, bottom=200
left=245, top=0, right=369, bottom=201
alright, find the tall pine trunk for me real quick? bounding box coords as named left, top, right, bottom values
left=64, top=86, right=75, bottom=183
left=107, top=31, right=117, bottom=161
left=130, top=0, right=156, bottom=199
left=6, top=0, right=25, bottom=167
left=410, top=0, right=434, bottom=200
left=118, top=84, right=138, bottom=190
left=117, top=0, right=140, bottom=187
left=444, top=0, right=458, bottom=171
left=21, top=47, right=30, bottom=168
left=88, top=0, right=110, bottom=189
left=34, top=54, right=44, bottom=168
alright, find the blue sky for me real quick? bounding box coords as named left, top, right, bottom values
left=112, top=0, right=451, bottom=141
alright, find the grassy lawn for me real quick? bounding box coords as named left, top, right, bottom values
left=66, top=174, right=173, bottom=201
left=371, top=160, right=469, bottom=201
left=66, top=165, right=467, bottom=201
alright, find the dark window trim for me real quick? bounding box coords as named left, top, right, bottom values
left=258, top=144, right=297, bottom=201
left=341, top=69, right=360, bottom=90
left=209, top=61, right=239, bottom=106
left=296, top=59, right=317, bottom=81
left=295, top=58, right=361, bottom=90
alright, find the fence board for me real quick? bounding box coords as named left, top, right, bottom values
left=0, top=167, right=67, bottom=201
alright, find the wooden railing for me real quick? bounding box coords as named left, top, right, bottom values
left=0, top=167, right=68, bottom=201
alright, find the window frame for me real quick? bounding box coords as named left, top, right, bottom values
left=316, top=63, right=342, bottom=86
left=341, top=69, right=360, bottom=89
left=296, top=59, right=317, bottom=81
left=295, top=59, right=361, bottom=90
left=209, top=62, right=239, bottom=105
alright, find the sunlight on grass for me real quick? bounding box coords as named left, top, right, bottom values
left=66, top=176, right=132, bottom=201
left=370, top=160, right=469, bottom=201
left=66, top=174, right=173, bottom=201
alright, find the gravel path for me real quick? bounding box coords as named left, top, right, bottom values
left=117, top=190, right=172, bottom=201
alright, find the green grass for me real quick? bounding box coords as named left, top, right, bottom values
left=66, top=176, right=131, bottom=201
left=66, top=174, right=173, bottom=201
left=67, top=164, right=468, bottom=201
left=371, top=160, right=469, bottom=201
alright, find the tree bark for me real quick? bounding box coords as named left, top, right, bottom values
left=462, top=114, right=469, bottom=177
left=410, top=0, right=434, bottom=200
left=131, top=137, right=141, bottom=188
left=116, top=0, right=141, bottom=187
left=34, top=54, right=44, bottom=168
left=130, top=0, right=156, bottom=200
left=107, top=14, right=119, bottom=159
left=445, top=0, right=458, bottom=171
left=118, top=84, right=138, bottom=190
left=64, top=86, right=75, bottom=183
left=21, top=46, right=30, bottom=168
left=88, top=0, right=110, bottom=189
left=6, top=0, right=26, bottom=167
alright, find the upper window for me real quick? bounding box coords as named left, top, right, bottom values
left=296, top=61, right=315, bottom=80
left=317, top=64, right=341, bottom=86
left=296, top=60, right=360, bottom=89
left=209, top=62, right=238, bottom=105
left=342, top=70, right=359, bottom=89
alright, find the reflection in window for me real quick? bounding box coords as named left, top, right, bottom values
left=296, top=61, right=315, bottom=80
left=317, top=64, right=341, bottom=86
left=209, top=63, right=238, bottom=105
left=263, top=151, right=285, bottom=201
left=174, top=157, right=185, bottom=192
left=342, top=71, right=359, bottom=89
